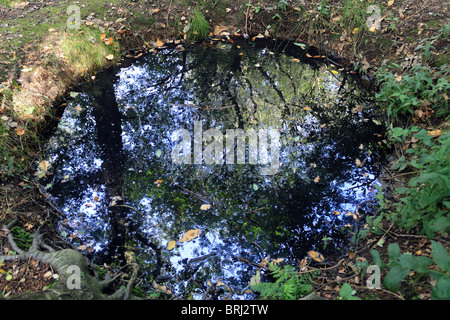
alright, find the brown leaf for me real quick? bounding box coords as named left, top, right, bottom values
left=156, top=38, right=164, bottom=48
left=308, top=250, right=325, bottom=262
left=214, top=25, right=228, bottom=36
left=15, top=127, right=25, bottom=136
left=179, top=229, right=200, bottom=242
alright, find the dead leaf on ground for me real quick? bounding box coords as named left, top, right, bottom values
left=15, top=127, right=25, bottom=136
left=200, top=204, right=211, bottom=210
left=214, top=25, right=228, bottom=36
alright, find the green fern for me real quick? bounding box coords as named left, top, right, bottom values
left=251, top=262, right=314, bottom=300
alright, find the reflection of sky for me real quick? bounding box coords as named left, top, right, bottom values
left=41, top=44, right=383, bottom=299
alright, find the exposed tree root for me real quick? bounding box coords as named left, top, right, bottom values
left=0, top=220, right=139, bottom=300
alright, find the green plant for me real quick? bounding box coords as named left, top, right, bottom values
left=10, top=226, right=32, bottom=250
left=184, top=7, right=210, bottom=42
left=371, top=242, right=450, bottom=299
left=250, top=262, right=314, bottom=299
left=339, top=0, right=368, bottom=31
left=390, top=130, right=449, bottom=238
left=376, top=63, right=450, bottom=122
left=339, top=283, right=361, bottom=300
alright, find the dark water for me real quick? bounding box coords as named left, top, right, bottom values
left=40, top=41, right=383, bottom=299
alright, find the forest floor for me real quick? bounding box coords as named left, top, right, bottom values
left=0, top=0, right=448, bottom=300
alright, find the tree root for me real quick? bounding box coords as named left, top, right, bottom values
left=0, top=220, right=139, bottom=300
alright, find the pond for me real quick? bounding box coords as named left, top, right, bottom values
left=39, top=40, right=384, bottom=299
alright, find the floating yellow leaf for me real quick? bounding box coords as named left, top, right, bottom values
left=355, top=159, right=363, bottom=167
left=308, top=250, right=325, bottom=262
left=314, top=175, right=320, bottom=183
left=200, top=204, right=211, bottom=210
left=167, top=240, right=176, bottom=251
left=216, top=279, right=225, bottom=286
left=179, top=229, right=200, bottom=243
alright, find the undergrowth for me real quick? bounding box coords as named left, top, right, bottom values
left=250, top=262, right=315, bottom=300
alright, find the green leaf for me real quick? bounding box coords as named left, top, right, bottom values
left=388, top=243, right=401, bottom=264
left=431, top=276, right=450, bottom=300
left=155, top=149, right=162, bottom=158
left=383, top=265, right=410, bottom=292
left=370, top=249, right=385, bottom=270
left=339, top=283, right=352, bottom=298
left=432, top=240, right=450, bottom=272
left=399, top=254, right=431, bottom=273
left=430, top=216, right=450, bottom=232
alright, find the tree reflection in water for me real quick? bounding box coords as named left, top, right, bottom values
left=41, top=41, right=384, bottom=299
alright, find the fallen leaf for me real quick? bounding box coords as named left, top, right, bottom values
left=272, top=258, right=284, bottom=264
left=314, top=175, right=320, bottom=183
left=167, top=240, right=176, bottom=251
left=355, top=159, right=363, bottom=167
left=36, top=160, right=51, bottom=178
left=331, top=70, right=339, bottom=75
left=388, top=0, right=395, bottom=6
left=105, top=54, right=114, bottom=60
left=200, top=204, right=211, bottom=210
left=332, top=210, right=341, bottom=215
left=104, top=37, right=114, bottom=45
left=152, top=8, right=160, bottom=14
left=156, top=38, right=164, bottom=47
left=15, top=127, right=25, bottom=136
left=214, top=25, right=228, bottom=36
left=216, top=279, right=225, bottom=286
left=226, top=8, right=232, bottom=13
left=427, top=129, right=442, bottom=137
left=308, top=250, right=325, bottom=262
left=85, top=21, right=94, bottom=26
left=75, top=106, right=82, bottom=111
left=100, top=33, right=106, bottom=42
left=303, top=107, right=312, bottom=111
left=94, top=196, right=99, bottom=202
left=352, top=27, right=359, bottom=34
left=179, top=229, right=200, bottom=243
